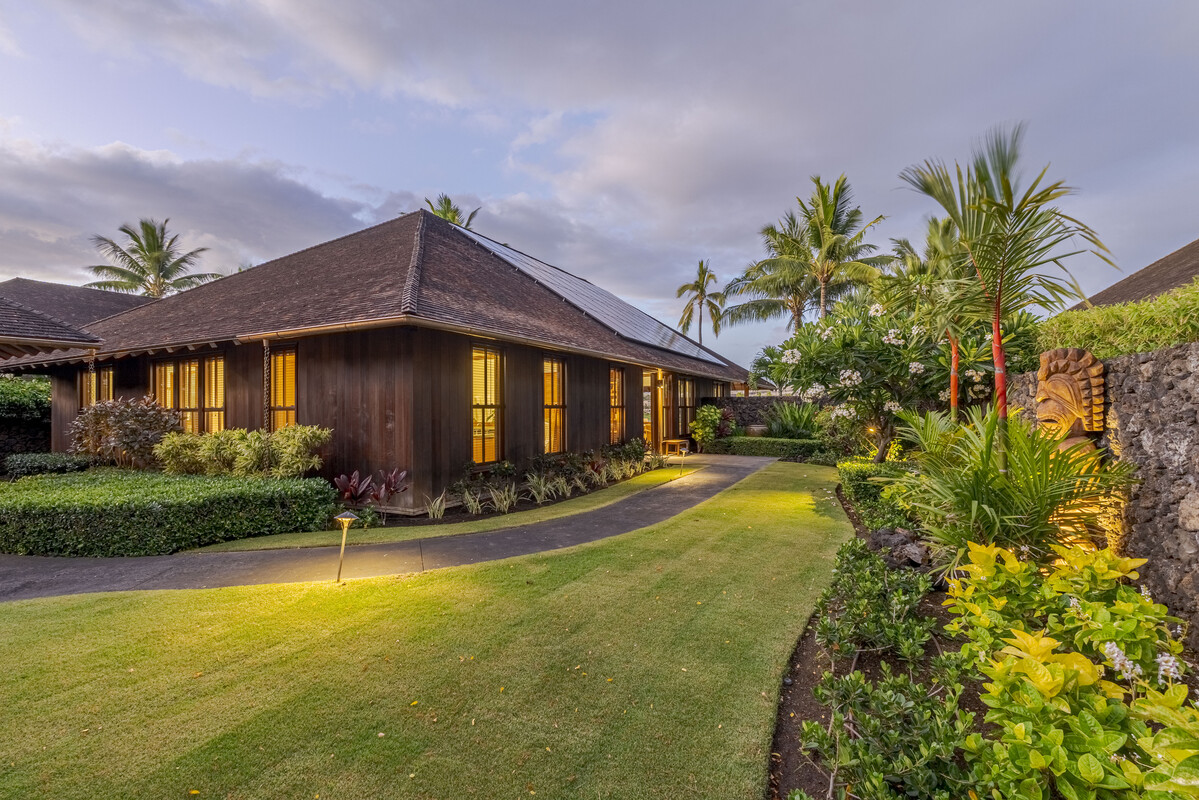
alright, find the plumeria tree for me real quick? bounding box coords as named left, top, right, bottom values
left=770, top=301, right=943, bottom=461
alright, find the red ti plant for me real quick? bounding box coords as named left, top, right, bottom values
left=370, top=469, right=409, bottom=506
left=334, top=470, right=374, bottom=504
left=901, top=124, right=1111, bottom=469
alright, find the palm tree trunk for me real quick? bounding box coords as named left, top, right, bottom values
left=991, top=303, right=1008, bottom=474
left=819, top=280, right=828, bottom=319
left=948, top=333, right=960, bottom=422
left=697, top=303, right=703, bottom=346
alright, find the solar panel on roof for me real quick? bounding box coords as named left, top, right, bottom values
left=459, top=229, right=723, bottom=365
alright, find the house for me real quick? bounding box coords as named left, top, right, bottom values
left=0, top=296, right=100, bottom=359
left=0, top=211, right=747, bottom=510
left=1075, top=236, right=1199, bottom=308
left=0, top=277, right=153, bottom=327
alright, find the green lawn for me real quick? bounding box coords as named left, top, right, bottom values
left=0, top=462, right=850, bottom=799
left=200, top=463, right=704, bottom=552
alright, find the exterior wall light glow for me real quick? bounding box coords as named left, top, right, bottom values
left=334, top=511, right=358, bottom=582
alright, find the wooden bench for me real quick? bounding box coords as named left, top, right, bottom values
left=661, top=438, right=690, bottom=456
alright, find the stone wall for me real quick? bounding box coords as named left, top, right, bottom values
left=1009, top=341, right=1199, bottom=646
left=0, top=418, right=51, bottom=472
left=700, top=395, right=802, bottom=428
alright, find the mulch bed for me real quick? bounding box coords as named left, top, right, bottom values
left=768, top=487, right=1199, bottom=799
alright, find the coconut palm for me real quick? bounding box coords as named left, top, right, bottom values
left=424, top=194, right=480, bottom=229
left=796, top=175, right=889, bottom=317
left=900, top=124, right=1111, bottom=468
left=86, top=219, right=218, bottom=297
left=720, top=210, right=854, bottom=333
left=675, top=260, right=724, bottom=346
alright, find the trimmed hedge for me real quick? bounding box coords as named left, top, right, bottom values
left=0, top=376, right=50, bottom=422
left=0, top=468, right=338, bottom=557
left=706, top=436, right=824, bottom=460
left=1037, top=276, right=1199, bottom=360
left=4, top=452, right=92, bottom=478
left=836, top=459, right=910, bottom=504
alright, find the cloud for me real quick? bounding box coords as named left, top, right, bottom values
left=0, top=137, right=369, bottom=282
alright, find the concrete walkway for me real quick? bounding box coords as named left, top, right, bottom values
left=0, top=454, right=775, bottom=602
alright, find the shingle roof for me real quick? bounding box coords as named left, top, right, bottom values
left=1076, top=237, right=1199, bottom=308
left=0, top=211, right=747, bottom=381
left=0, top=277, right=153, bottom=326
left=0, top=296, right=100, bottom=358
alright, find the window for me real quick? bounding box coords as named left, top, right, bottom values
left=178, top=359, right=200, bottom=433
left=154, top=361, right=176, bottom=409
left=642, top=370, right=654, bottom=442
left=714, top=382, right=729, bottom=399
left=153, top=356, right=226, bottom=432
left=543, top=357, right=566, bottom=454
left=472, top=346, right=502, bottom=463
left=609, top=366, right=625, bottom=445
left=204, top=356, right=225, bottom=432
left=270, top=348, right=297, bottom=431
left=81, top=365, right=114, bottom=408
left=677, top=377, right=696, bottom=436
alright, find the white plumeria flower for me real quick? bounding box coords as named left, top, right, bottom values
left=839, top=369, right=863, bottom=387
left=830, top=404, right=856, bottom=420
left=908, top=361, right=925, bottom=375
left=938, top=389, right=950, bottom=402
left=780, top=349, right=802, bottom=365
left=819, top=327, right=834, bottom=341
left=883, top=400, right=902, bottom=413
left=869, top=303, right=884, bottom=317
left=910, top=325, right=926, bottom=338
left=801, top=383, right=825, bottom=403
left=965, top=369, right=984, bottom=382
left=882, top=329, right=905, bottom=346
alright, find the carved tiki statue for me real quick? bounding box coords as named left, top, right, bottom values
left=1035, top=348, right=1105, bottom=451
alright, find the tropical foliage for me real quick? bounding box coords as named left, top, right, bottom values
left=86, top=218, right=220, bottom=297
left=675, top=259, right=723, bottom=345
left=424, top=193, right=480, bottom=228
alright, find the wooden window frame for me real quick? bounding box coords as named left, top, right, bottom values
left=152, top=354, right=227, bottom=433
left=80, top=365, right=114, bottom=409
left=609, top=366, right=625, bottom=445
left=471, top=344, right=503, bottom=464
left=204, top=355, right=226, bottom=432
left=269, top=346, right=297, bottom=432
left=543, top=356, right=566, bottom=454
left=676, top=377, right=696, bottom=437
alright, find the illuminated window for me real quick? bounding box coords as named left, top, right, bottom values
left=204, top=356, right=225, bottom=432
left=714, top=382, right=729, bottom=398
left=609, top=366, right=625, bottom=445
left=154, top=361, right=176, bottom=409
left=543, top=357, right=566, bottom=454
left=676, top=377, right=696, bottom=436
left=81, top=365, right=114, bottom=408
left=642, top=370, right=654, bottom=442
left=153, top=357, right=225, bottom=432
left=472, top=346, right=502, bottom=463
left=270, top=348, right=297, bottom=431
left=178, top=359, right=200, bottom=433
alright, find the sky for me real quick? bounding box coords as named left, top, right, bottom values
left=0, top=1, right=1197, bottom=367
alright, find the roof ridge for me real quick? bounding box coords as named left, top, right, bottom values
left=400, top=211, right=427, bottom=314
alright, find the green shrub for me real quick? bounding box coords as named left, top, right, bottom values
left=154, top=426, right=332, bottom=479
left=1038, top=277, right=1199, bottom=360
left=4, top=452, right=92, bottom=478
left=705, top=436, right=823, bottom=460
left=70, top=396, right=180, bottom=467
left=894, top=408, right=1137, bottom=569
left=0, top=376, right=50, bottom=422
left=764, top=401, right=818, bottom=439
left=837, top=458, right=909, bottom=504
left=688, top=405, right=735, bottom=451
left=0, top=468, right=337, bottom=556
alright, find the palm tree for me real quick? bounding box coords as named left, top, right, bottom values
left=720, top=210, right=852, bottom=333
left=880, top=217, right=980, bottom=420
left=900, top=124, right=1110, bottom=468
left=675, top=260, right=724, bottom=346
left=796, top=175, right=888, bottom=317
left=424, top=194, right=480, bottom=229
left=86, top=219, right=219, bottom=297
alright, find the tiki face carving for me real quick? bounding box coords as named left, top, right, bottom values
left=1035, top=348, right=1104, bottom=447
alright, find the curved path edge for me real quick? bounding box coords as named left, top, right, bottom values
left=0, top=455, right=775, bottom=602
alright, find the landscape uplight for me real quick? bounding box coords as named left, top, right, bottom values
left=334, top=511, right=359, bottom=583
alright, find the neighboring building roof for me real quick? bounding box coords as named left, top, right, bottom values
left=1076, top=237, right=1199, bottom=308
left=0, top=277, right=153, bottom=327
left=0, top=211, right=747, bottom=381
left=0, top=296, right=100, bottom=358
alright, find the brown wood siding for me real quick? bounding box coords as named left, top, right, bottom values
left=49, top=369, right=76, bottom=452
left=503, top=346, right=543, bottom=468
left=225, top=343, right=263, bottom=431
left=410, top=328, right=471, bottom=505
left=621, top=364, right=643, bottom=443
